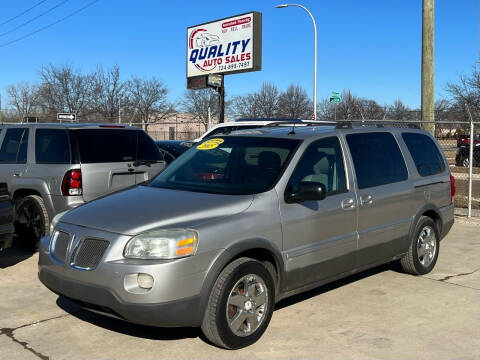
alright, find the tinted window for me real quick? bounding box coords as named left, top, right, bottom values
left=69, top=129, right=161, bottom=163
left=149, top=137, right=299, bottom=195
left=0, top=128, right=29, bottom=163
left=346, top=132, right=408, bottom=189
left=35, top=129, right=71, bottom=164
left=287, top=137, right=347, bottom=195
left=206, top=125, right=263, bottom=137
left=402, top=133, right=445, bottom=176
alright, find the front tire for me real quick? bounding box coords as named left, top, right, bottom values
left=201, top=257, right=275, bottom=349
left=400, top=216, right=439, bottom=275
left=15, top=195, right=49, bottom=252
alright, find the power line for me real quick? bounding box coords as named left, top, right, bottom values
left=0, top=0, right=100, bottom=48
left=0, top=0, right=48, bottom=27
left=0, top=0, right=70, bottom=37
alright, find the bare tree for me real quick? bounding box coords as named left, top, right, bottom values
left=229, top=82, right=280, bottom=119
left=37, top=63, right=95, bottom=118
left=6, top=82, right=39, bottom=119
left=386, top=99, right=411, bottom=120
left=125, top=76, right=174, bottom=131
left=445, top=64, right=480, bottom=121
left=92, top=64, right=125, bottom=122
left=181, top=88, right=219, bottom=131
left=277, top=84, right=312, bottom=119
left=253, top=82, right=280, bottom=118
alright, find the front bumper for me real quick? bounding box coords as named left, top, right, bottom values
left=38, top=224, right=221, bottom=327
left=39, top=268, right=201, bottom=327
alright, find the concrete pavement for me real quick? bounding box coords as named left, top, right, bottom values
left=1, top=218, right=479, bottom=360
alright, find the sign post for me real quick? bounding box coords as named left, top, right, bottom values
left=57, top=113, right=76, bottom=122
left=329, top=92, right=341, bottom=120
left=187, top=12, right=262, bottom=122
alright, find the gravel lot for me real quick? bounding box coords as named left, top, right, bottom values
left=1, top=218, right=479, bottom=360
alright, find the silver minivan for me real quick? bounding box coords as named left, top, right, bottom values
left=39, top=124, right=454, bottom=349
left=0, top=123, right=164, bottom=250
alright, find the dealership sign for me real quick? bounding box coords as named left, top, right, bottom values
left=187, top=12, right=262, bottom=78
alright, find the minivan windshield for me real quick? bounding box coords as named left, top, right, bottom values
left=149, top=136, right=300, bottom=195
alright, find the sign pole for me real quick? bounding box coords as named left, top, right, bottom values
left=219, top=76, right=225, bottom=123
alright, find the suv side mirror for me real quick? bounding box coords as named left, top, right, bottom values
left=286, top=181, right=327, bottom=203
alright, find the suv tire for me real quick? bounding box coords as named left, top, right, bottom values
left=400, top=216, right=439, bottom=275
left=15, top=195, right=49, bottom=251
left=201, top=257, right=275, bottom=349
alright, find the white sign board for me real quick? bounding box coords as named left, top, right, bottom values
left=187, top=12, right=262, bottom=78
left=57, top=113, right=76, bottom=121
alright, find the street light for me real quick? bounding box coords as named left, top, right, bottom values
left=276, top=4, right=317, bottom=120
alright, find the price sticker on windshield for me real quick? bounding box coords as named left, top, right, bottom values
left=197, top=138, right=224, bottom=150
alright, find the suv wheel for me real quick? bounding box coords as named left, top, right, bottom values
left=400, top=216, right=439, bottom=275
left=462, top=157, right=470, bottom=167
left=15, top=195, right=49, bottom=251
left=201, top=257, right=275, bottom=349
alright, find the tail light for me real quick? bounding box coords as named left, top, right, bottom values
left=450, top=174, right=456, bottom=203
left=62, top=169, right=82, bottom=196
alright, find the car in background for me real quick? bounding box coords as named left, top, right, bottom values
left=0, top=123, right=164, bottom=251
left=457, top=134, right=480, bottom=148
left=193, top=118, right=302, bottom=142
left=0, top=182, right=14, bottom=252
left=155, top=140, right=193, bottom=165
left=456, top=143, right=480, bottom=167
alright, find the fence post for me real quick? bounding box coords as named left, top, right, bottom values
left=468, top=121, right=474, bottom=218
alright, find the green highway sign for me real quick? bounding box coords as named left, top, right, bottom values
left=330, top=91, right=340, bottom=103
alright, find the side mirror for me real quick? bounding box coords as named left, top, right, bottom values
left=285, top=181, right=327, bottom=203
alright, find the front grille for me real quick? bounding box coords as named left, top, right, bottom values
left=72, top=238, right=109, bottom=270
left=53, top=231, right=70, bottom=262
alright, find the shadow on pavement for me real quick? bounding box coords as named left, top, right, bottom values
left=0, top=237, right=33, bottom=268
left=56, top=296, right=202, bottom=341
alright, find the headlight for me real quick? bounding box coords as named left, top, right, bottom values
left=50, top=211, right=68, bottom=235
left=124, top=229, right=198, bottom=259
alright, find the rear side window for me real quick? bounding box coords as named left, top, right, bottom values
left=69, top=129, right=161, bottom=163
left=0, top=128, right=29, bottom=163
left=346, top=132, right=408, bottom=189
left=35, top=129, right=71, bottom=164
left=402, top=133, right=445, bottom=176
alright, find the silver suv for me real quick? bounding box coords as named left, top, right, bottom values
left=0, top=123, right=164, bottom=250
left=39, top=124, right=454, bottom=349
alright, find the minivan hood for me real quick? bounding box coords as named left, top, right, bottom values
left=60, top=185, right=253, bottom=235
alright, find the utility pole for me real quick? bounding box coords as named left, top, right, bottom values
left=421, top=0, right=435, bottom=135
left=118, top=98, right=122, bottom=124
left=0, top=94, right=2, bottom=123
left=218, top=76, right=225, bottom=123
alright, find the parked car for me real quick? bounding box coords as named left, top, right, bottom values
left=39, top=124, right=454, bottom=349
left=194, top=118, right=302, bottom=142
left=155, top=140, right=193, bottom=165
left=457, top=134, right=480, bottom=147
left=0, top=123, right=164, bottom=250
left=456, top=143, right=480, bottom=167
left=0, top=182, right=14, bottom=252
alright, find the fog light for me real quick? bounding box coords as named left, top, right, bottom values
left=137, top=273, right=154, bottom=289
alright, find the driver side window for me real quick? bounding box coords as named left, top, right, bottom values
left=287, top=136, right=347, bottom=195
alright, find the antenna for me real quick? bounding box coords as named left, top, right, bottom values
left=288, top=122, right=296, bottom=135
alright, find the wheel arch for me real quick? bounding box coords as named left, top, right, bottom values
left=195, top=238, right=285, bottom=326
left=410, top=204, right=443, bottom=242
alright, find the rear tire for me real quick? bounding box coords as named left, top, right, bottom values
left=201, top=257, right=275, bottom=349
left=400, top=216, right=439, bottom=275
left=15, top=195, right=49, bottom=252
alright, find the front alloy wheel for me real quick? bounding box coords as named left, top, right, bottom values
left=201, top=257, right=275, bottom=349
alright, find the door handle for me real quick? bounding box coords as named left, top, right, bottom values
left=12, top=172, right=22, bottom=177
left=341, top=198, right=355, bottom=209
left=360, top=194, right=374, bottom=206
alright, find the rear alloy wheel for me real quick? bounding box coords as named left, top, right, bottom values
left=201, top=257, right=275, bottom=349
left=15, top=195, right=49, bottom=251
left=400, top=216, right=439, bottom=275
left=462, top=157, right=470, bottom=167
